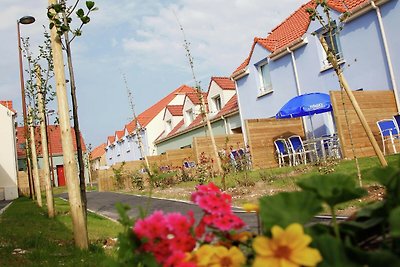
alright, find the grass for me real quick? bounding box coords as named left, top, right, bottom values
left=0, top=197, right=122, bottom=267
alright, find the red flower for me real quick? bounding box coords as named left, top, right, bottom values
left=133, top=210, right=196, bottom=266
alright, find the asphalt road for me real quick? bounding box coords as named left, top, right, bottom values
left=59, top=191, right=259, bottom=232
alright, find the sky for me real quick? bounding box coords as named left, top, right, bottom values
left=1, top=0, right=305, bottom=148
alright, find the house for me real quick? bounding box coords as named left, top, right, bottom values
left=0, top=101, right=18, bottom=200
left=232, top=0, right=400, bottom=141
left=105, top=85, right=197, bottom=166
left=90, top=143, right=107, bottom=171
left=16, top=125, right=89, bottom=187
left=155, top=77, right=241, bottom=153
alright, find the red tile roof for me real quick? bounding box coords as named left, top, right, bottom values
left=214, top=95, right=238, bottom=118
left=166, top=105, right=183, bottom=116
left=107, top=135, right=115, bottom=145
left=186, top=92, right=208, bottom=105
left=166, top=119, right=185, bottom=138
left=16, top=125, right=86, bottom=158
left=90, top=143, right=106, bottom=160
left=0, top=100, right=16, bottom=114
left=115, top=130, right=125, bottom=141
left=120, top=85, right=197, bottom=139
left=232, top=0, right=369, bottom=77
left=210, top=77, right=235, bottom=90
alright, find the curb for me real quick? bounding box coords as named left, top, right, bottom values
left=0, top=201, right=13, bottom=216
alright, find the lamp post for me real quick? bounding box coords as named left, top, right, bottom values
left=17, top=15, right=35, bottom=198
left=46, top=109, right=56, bottom=187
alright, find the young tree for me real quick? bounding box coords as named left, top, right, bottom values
left=175, top=16, right=223, bottom=174
left=307, top=0, right=387, bottom=186
left=22, top=32, right=56, bottom=214
left=47, top=0, right=98, bottom=216
left=47, top=0, right=90, bottom=249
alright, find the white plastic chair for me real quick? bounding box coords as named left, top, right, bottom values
left=376, top=119, right=400, bottom=155
left=274, top=139, right=291, bottom=167
left=287, top=135, right=317, bottom=165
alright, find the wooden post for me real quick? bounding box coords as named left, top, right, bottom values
left=320, top=36, right=387, bottom=167
left=36, top=64, right=55, bottom=218
left=48, top=0, right=89, bottom=249
left=28, top=106, right=42, bottom=207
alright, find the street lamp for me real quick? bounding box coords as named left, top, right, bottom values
left=17, top=15, right=35, bottom=197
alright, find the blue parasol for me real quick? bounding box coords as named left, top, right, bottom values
left=276, top=92, right=332, bottom=119
left=276, top=92, right=333, bottom=139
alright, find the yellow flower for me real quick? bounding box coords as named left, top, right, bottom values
left=193, top=244, right=215, bottom=266
left=252, top=223, right=322, bottom=267
left=209, top=246, right=246, bottom=267
left=193, top=245, right=246, bottom=267
left=243, top=203, right=259, bottom=213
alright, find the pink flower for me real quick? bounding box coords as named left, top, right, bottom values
left=133, top=210, right=196, bottom=266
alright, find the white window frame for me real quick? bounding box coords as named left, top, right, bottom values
left=256, top=61, right=273, bottom=96
left=186, top=108, right=194, bottom=125
left=126, top=137, right=132, bottom=152
left=212, top=95, right=222, bottom=112
left=166, top=119, right=172, bottom=133
left=318, top=22, right=344, bottom=71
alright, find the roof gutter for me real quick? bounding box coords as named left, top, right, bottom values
left=231, top=68, right=250, bottom=81
left=269, top=37, right=308, bottom=61
left=340, top=0, right=390, bottom=23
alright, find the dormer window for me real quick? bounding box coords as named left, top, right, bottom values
left=166, top=119, right=172, bottom=133
left=186, top=108, right=194, bottom=124
left=212, top=95, right=222, bottom=112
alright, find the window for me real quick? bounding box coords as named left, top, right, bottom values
left=319, top=22, right=343, bottom=68
left=212, top=95, right=222, bottom=112
left=186, top=109, right=194, bottom=124
left=126, top=138, right=132, bottom=152
left=257, top=62, right=273, bottom=94
left=166, top=119, right=172, bottom=133
left=117, top=145, right=121, bottom=156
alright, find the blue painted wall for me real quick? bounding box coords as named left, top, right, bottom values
left=236, top=1, right=399, bottom=138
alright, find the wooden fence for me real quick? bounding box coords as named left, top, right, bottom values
left=192, top=134, right=244, bottom=162
left=331, top=90, right=399, bottom=158
left=17, top=170, right=47, bottom=196
left=245, top=117, right=304, bottom=169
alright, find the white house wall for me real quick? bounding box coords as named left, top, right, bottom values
left=0, top=105, right=18, bottom=200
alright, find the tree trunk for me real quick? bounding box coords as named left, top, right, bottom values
left=28, top=107, right=42, bottom=207
left=319, top=36, right=387, bottom=167
left=62, top=15, right=87, bottom=218
left=36, top=64, right=55, bottom=218
left=48, top=0, right=89, bottom=249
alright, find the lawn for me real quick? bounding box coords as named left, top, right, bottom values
left=0, top=197, right=122, bottom=267
left=123, top=154, right=400, bottom=213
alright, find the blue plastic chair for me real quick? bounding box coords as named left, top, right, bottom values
left=274, top=139, right=291, bottom=167
left=288, top=135, right=317, bottom=165
left=376, top=119, right=399, bottom=154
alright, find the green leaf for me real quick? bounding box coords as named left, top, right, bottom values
left=52, top=4, right=63, bottom=13
left=258, top=191, right=322, bottom=231
left=86, top=1, right=95, bottom=10
left=76, top=8, right=84, bottom=18
left=347, top=245, right=400, bottom=267
left=312, top=235, right=359, bottom=267
left=389, top=206, right=400, bottom=237
left=81, top=16, right=90, bottom=24
left=297, top=174, right=366, bottom=208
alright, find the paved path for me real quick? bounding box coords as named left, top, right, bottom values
left=0, top=200, right=12, bottom=215
left=60, top=191, right=259, bottom=232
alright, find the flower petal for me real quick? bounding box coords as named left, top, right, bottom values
left=271, top=225, right=284, bottom=239
left=290, top=247, right=323, bottom=266
left=253, top=256, right=280, bottom=267
left=279, top=258, right=298, bottom=267
left=253, top=236, right=274, bottom=257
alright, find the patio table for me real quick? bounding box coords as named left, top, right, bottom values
left=304, top=135, right=337, bottom=161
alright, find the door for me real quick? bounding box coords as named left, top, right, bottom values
left=56, top=165, right=65, bottom=186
